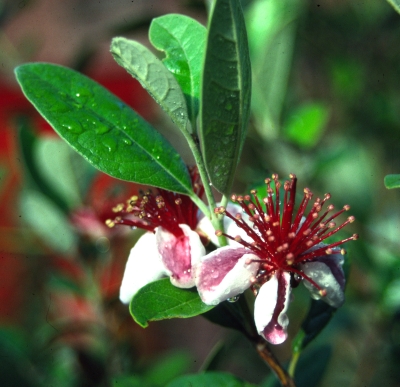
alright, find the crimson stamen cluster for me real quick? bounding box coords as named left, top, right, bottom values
left=215, top=174, right=358, bottom=294
left=106, top=167, right=203, bottom=237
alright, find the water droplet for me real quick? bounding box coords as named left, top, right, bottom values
left=49, top=103, right=70, bottom=113
left=61, top=119, right=83, bottom=134
left=102, top=137, right=117, bottom=152
left=95, top=236, right=110, bottom=253
left=227, top=295, right=240, bottom=303
left=211, top=270, right=219, bottom=279
left=95, top=122, right=111, bottom=134
left=123, top=138, right=132, bottom=145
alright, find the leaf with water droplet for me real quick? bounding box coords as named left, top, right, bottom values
left=130, top=278, right=214, bottom=327
left=149, top=14, right=206, bottom=130
left=199, top=0, right=252, bottom=195
left=15, top=63, right=192, bottom=194
left=110, top=37, right=192, bottom=134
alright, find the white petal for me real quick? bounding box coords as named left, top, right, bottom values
left=195, top=246, right=259, bottom=305
left=301, top=259, right=344, bottom=307
left=119, top=232, right=166, bottom=304
left=180, top=224, right=205, bottom=269
left=197, top=202, right=252, bottom=247
left=254, top=271, right=291, bottom=345
left=156, top=224, right=205, bottom=289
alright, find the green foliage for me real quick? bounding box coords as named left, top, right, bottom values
left=387, top=0, right=400, bottom=14
left=199, top=0, right=251, bottom=194
left=384, top=174, right=400, bottom=189
left=246, top=0, right=301, bottom=140
left=294, top=300, right=337, bottom=350
left=130, top=278, right=214, bottom=328
left=15, top=63, right=192, bottom=194
left=149, top=14, right=206, bottom=129
left=110, top=37, right=192, bottom=134
left=18, top=119, right=71, bottom=213
left=166, top=371, right=257, bottom=387
left=283, top=102, right=329, bottom=148
left=19, top=188, right=77, bottom=253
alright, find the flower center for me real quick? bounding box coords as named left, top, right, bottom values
left=215, top=174, right=358, bottom=291
left=106, top=167, right=204, bottom=237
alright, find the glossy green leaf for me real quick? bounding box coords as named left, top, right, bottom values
left=130, top=278, right=214, bottom=328
left=283, top=102, right=330, bottom=148
left=110, top=37, right=191, bottom=133
left=384, top=174, right=400, bottom=189
left=166, top=372, right=256, bottom=387
left=200, top=0, right=252, bottom=194
left=149, top=14, right=206, bottom=129
left=387, top=0, right=400, bottom=14
left=246, top=0, right=301, bottom=140
left=15, top=63, right=192, bottom=194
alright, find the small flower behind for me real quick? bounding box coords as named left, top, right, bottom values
left=107, top=167, right=208, bottom=304
left=195, top=174, right=358, bottom=345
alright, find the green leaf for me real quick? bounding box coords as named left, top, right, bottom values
left=144, top=351, right=193, bottom=386
left=34, top=137, right=85, bottom=208
left=18, top=119, right=71, bottom=213
left=297, top=299, right=337, bottom=349
left=246, top=0, right=301, bottom=140
left=384, top=174, right=400, bottom=189
left=130, top=278, right=214, bottom=327
left=15, top=63, right=192, bottom=194
left=20, top=189, right=77, bottom=254
left=283, top=102, right=330, bottom=148
left=387, top=0, right=400, bottom=15
left=149, top=14, right=206, bottom=129
left=166, top=372, right=256, bottom=387
left=110, top=37, right=191, bottom=134
left=200, top=0, right=252, bottom=194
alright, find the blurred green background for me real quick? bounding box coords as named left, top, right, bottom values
left=0, top=0, right=400, bottom=386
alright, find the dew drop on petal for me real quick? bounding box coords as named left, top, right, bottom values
left=227, top=295, right=240, bottom=303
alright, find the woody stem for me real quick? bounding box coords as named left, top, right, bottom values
left=255, top=337, right=297, bottom=387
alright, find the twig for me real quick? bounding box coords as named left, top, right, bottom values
left=256, top=337, right=297, bottom=387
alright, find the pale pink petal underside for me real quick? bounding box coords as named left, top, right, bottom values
left=196, top=246, right=259, bottom=305
left=301, top=255, right=345, bottom=308
left=156, top=224, right=205, bottom=289
left=254, top=271, right=291, bottom=345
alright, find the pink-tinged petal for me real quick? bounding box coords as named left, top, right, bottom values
left=195, top=246, right=259, bottom=305
left=301, top=256, right=345, bottom=308
left=119, top=232, right=166, bottom=304
left=254, top=271, right=291, bottom=345
left=156, top=224, right=205, bottom=289
left=197, top=203, right=252, bottom=246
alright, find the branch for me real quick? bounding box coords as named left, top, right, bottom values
left=255, top=337, right=297, bottom=387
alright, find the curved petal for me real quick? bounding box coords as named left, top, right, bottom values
left=254, top=271, right=291, bottom=345
left=195, top=246, right=259, bottom=305
left=119, top=232, right=166, bottom=304
left=197, top=203, right=252, bottom=246
left=156, top=224, right=205, bottom=289
left=301, top=254, right=345, bottom=307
